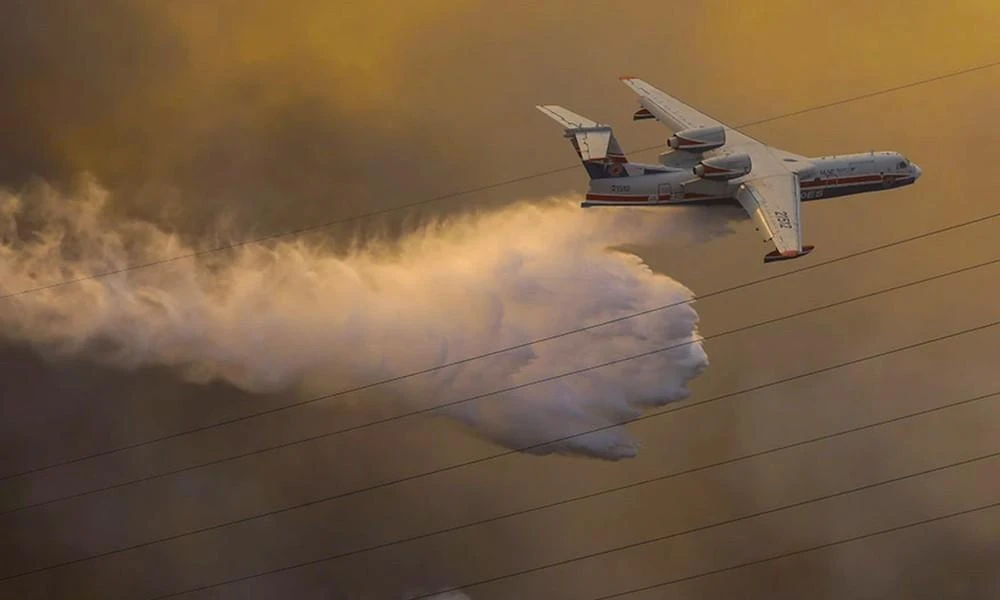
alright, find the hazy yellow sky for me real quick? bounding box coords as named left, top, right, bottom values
left=0, top=1, right=998, bottom=598
left=2, top=0, right=997, bottom=223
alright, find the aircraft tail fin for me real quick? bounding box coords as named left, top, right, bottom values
left=536, top=105, right=629, bottom=179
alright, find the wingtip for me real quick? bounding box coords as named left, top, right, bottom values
left=764, top=245, right=815, bottom=263
left=619, top=75, right=636, bottom=81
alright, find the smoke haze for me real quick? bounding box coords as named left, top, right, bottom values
left=1, top=1, right=997, bottom=597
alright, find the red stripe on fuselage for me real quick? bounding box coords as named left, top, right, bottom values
left=585, top=192, right=717, bottom=202
left=800, top=174, right=888, bottom=188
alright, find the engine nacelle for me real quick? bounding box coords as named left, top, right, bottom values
left=693, top=152, right=752, bottom=180
left=667, top=125, right=726, bottom=152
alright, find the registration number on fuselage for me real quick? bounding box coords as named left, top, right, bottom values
left=611, top=184, right=632, bottom=192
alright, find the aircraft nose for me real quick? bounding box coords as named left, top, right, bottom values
left=912, top=164, right=922, bottom=180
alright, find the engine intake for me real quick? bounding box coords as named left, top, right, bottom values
left=693, top=152, right=752, bottom=180
left=667, top=125, right=726, bottom=151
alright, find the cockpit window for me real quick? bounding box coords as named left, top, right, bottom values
left=897, top=161, right=907, bottom=169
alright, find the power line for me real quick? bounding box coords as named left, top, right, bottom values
left=159, top=391, right=1000, bottom=599
left=6, top=59, right=998, bottom=485
left=1, top=58, right=996, bottom=307
left=1, top=59, right=997, bottom=591
left=5, top=60, right=998, bottom=484
left=4, top=317, right=996, bottom=582
left=592, top=501, right=1000, bottom=600
left=5, top=209, right=999, bottom=485
left=416, top=450, right=1000, bottom=600
left=4, top=252, right=998, bottom=516
left=731, top=58, right=1000, bottom=129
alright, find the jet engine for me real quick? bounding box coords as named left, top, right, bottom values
left=693, top=152, right=752, bottom=180
left=667, top=125, right=726, bottom=151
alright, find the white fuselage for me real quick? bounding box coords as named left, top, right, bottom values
left=583, top=150, right=922, bottom=207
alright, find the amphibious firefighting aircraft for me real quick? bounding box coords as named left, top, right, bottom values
left=537, top=77, right=922, bottom=262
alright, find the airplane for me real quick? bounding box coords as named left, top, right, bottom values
left=537, top=77, right=922, bottom=262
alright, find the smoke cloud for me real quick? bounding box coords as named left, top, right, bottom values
left=0, top=178, right=709, bottom=460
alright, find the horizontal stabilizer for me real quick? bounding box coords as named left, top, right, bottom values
left=536, top=105, right=600, bottom=129
left=537, top=105, right=615, bottom=161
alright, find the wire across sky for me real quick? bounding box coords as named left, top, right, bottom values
left=4, top=60, right=998, bottom=487
left=4, top=209, right=999, bottom=488
left=1, top=58, right=997, bottom=305
left=170, top=392, right=1000, bottom=599
left=1, top=58, right=997, bottom=600
left=5, top=250, right=998, bottom=516
left=5, top=316, right=997, bottom=583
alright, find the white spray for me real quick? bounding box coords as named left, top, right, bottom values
left=0, top=178, right=716, bottom=459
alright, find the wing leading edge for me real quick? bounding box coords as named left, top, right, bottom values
left=619, top=77, right=722, bottom=133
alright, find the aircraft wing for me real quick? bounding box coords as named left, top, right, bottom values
left=621, top=76, right=814, bottom=261
left=736, top=173, right=812, bottom=262
left=619, top=77, right=814, bottom=160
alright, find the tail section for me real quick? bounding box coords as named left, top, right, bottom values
left=536, top=105, right=629, bottom=179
